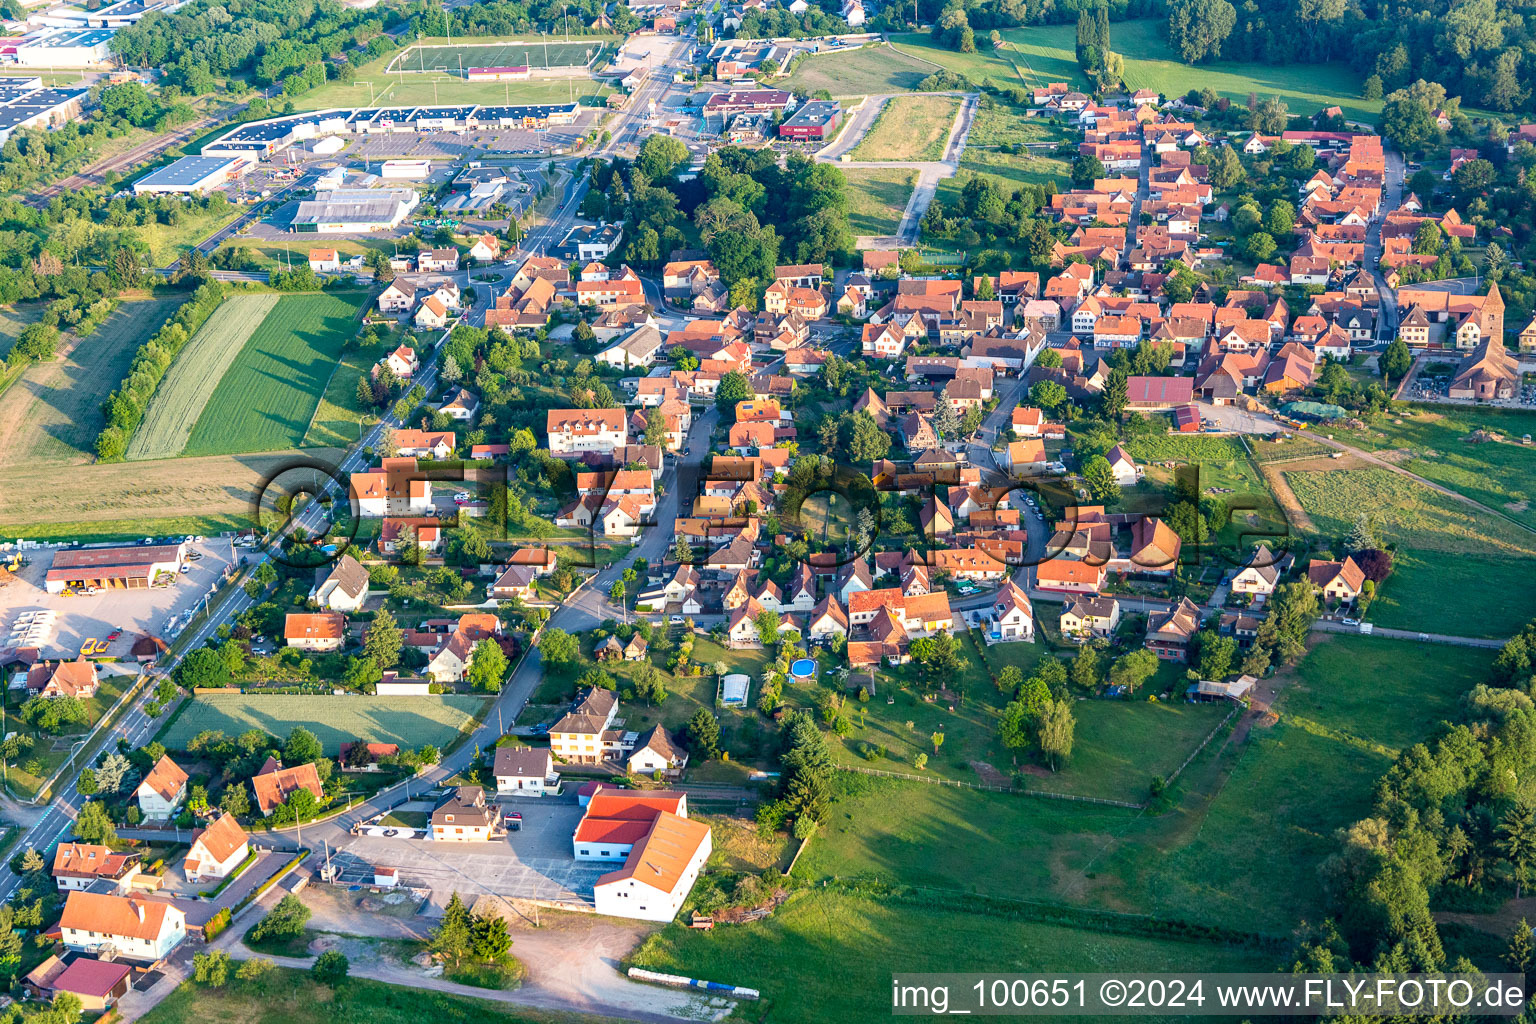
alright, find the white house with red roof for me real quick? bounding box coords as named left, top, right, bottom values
left=576, top=787, right=712, bottom=922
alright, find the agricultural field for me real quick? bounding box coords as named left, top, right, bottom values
left=849, top=95, right=959, bottom=162
left=841, top=167, right=916, bottom=240
left=126, top=294, right=281, bottom=461
left=633, top=890, right=1273, bottom=1023
left=0, top=449, right=340, bottom=540
left=1284, top=465, right=1536, bottom=636
left=0, top=296, right=180, bottom=472
left=783, top=43, right=942, bottom=96
left=1336, top=405, right=1536, bottom=530
left=894, top=21, right=1379, bottom=121
left=182, top=292, right=369, bottom=457
left=161, top=694, right=491, bottom=755
left=795, top=635, right=1491, bottom=937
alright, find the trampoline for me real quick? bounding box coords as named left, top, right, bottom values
left=790, top=658, right=817, bottom=680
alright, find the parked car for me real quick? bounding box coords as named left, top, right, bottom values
left=669, top=615, right=684, bottom=624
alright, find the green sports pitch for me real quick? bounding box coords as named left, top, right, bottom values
left=389, top=39, right=604, bottom=75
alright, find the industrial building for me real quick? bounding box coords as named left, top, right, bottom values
left=380, top=159, right=432, bottom=179
left=30, top=0, right=187, bottom=29
left=202, top=102, right=581, bottom=161
left=778, top=99, right=840, bottom=141
left=291, top=187, right=420, bottom=233
left=132, top=154, right=252, bottom=194
left=13, top=29, right=113, bottom=66
left=701, top=89, right=793, bottom=126
left=44, top=543, right=187, bottom=594
left=0, top=77, right=88, bottom=145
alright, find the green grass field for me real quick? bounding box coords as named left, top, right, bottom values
left=139, top=968, right=610, bottom=1024
left=127, top=294, right=280, bottom=461
left=162, top=694, right=490, bottom=755
left=632, top=890, right=1274, bottom=1022
left=181, top=292, right=368, bottom=457
left=0, top=305, right=41, bottom=362
left=391, top=39, right=606, bottom=73
left=0, top=297, right=179, bottom=469
left=1337, top=405, right=1536, bottom=530
left=894, top=21, right=1380, bottom=121
left=1120, top=433, right=1288, bottom=550
left=795, top=635, right=1492, bottom=937
left=783, top=42, right=942, bottom=96
left=1284, top=465, right=1536, bottom=635
left=302, top=331, right=388, bottom=448
left=842, top=166, right=916, bottom=239
left=850, top=94, right=959, bottom=162
left=293, top=75, right=612, bottom=111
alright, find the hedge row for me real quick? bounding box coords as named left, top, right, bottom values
left=94, top=280, right=226, bottom=461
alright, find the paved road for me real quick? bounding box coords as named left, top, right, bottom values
left=1366, top=148, right=1406, bottom=340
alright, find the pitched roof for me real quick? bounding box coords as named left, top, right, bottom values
left=189, top=813, right=249, bottom=866
left=284, top=612, right=346, bottom=642
left=492, top=745, right=552, bottom=779
left=59, top=891, right=179, bottom=943
left=138, top=754, right=187, bottom=802
left=53, top=843, right=135, bottom=879
left=250, top=759, right=324, bottom=814
left=596, top=809, right=710, bottom=894
left=50, top=957, right=132, bottom=999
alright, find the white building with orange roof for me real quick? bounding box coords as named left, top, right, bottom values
left=183, top=813, right=250, bottom=882
left=134, top=754, right=188, bottom=822
left=577, top=788, right=712, bottom=922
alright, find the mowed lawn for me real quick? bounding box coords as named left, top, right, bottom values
left=303, top=331, right=389, bottom=448
left=850, top=94, right=959, bottom=162
left=1284, top=465, right=1536, bottom=636
left=632, top=890, right=1274, bottom=1023
left=784, top=42, right=941, bottom=96
left=127, top=294, right=280, bottom=461
left=162, top=694, right=490, bottom=754
left=182, top=292, right=368, bottom=457
left=0, top=296, right=179, bottom=470
left=796, top=635, right=1492, bottom=937
left=842, top=166, right=916, bottom=239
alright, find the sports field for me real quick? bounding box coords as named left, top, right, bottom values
left=127, top=294, right=280, bottom=461
left=389, top=39, right=604, bottom=74
left=0, top=297, right=180, bottom=471
left=163, top=694, right=491, bottom=755
left=181, top=292, right=368, bottom=457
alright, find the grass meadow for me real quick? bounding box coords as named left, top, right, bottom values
left=302, top=330, right=389, bottom=448
left=850, top=94, right=959, bottom=162
left=793, top=635, right=1491, bottom=938
left=842, top=166, right=916, bottom=239
left=783, top=42, right=942, bottom=96
left=161, top=694, right=490, bottom=754
left=1338, top=405, right=1536, bottom=529
left=127, top=294, right=280, bottom=461
left=1284, top=466, right=1536, bottom=636
left=182, top=292, right=368, bottom=457
left=632, top=890, right=1275, bottom=1022
left=893, top=21, right=1378, bottom=120
left=0, top=296, right=179, bottom=470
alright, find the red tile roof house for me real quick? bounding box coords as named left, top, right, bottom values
left=26, top=657, right=99, bottom=698
left=1308, top=556, right=1366, bottom=604
left=251, top=757, right=325, bottom=816
left=134, top=754, right=187, bottom=822
left=26, top=956, right=133, bottom=1011
left=1124, top=376, right=1194, bottom=409
left=184, top=812, right=250, bottom=882
left=59, top=890, right=187, bottom=963
left=52, top=843, right=142, bottom=892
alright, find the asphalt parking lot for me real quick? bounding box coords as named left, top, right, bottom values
left=0, top=538, right=238, bottom=660
left=338, top=799, right=607, bottom=909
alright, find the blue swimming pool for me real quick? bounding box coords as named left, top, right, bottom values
left=790, top=658, right=817, bottom=679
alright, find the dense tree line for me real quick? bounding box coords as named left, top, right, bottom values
left=1309, top=619, right=1536, bottom=974
left=592, top=143, right=853, bottom=300
left=417, top=0, right=635, bottom=39
left=1163, top=0, right=1536, bottom=114
left=734, top=3, right=849, bottom=39
left=109, top=0, right=398, bottom=99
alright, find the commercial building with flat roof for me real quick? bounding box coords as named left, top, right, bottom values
left=44, top=543, right=186, bottom=594
left=203, top=102, right=580, bottom=158
left=778, top=99, right=840, bottom=140
left=132, top=154, right=252, bottom=194
left=0, top=78, right=87, bottom=144
left=14, top=29, right=113, bottom=66
left=291, top=188, right=420, bottom=233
